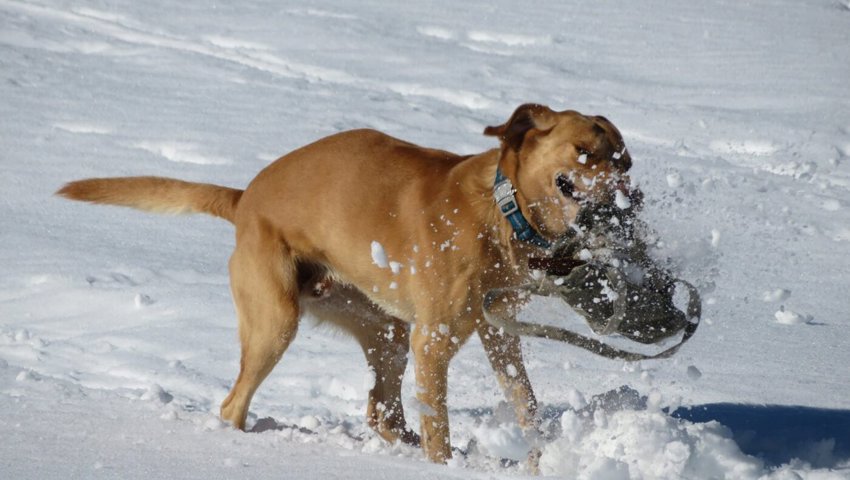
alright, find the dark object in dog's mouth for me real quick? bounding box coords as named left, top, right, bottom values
left=485, top=200, right=701, bottom=360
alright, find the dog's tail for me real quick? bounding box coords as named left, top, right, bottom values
left=56, top=176, right=243, bottom=224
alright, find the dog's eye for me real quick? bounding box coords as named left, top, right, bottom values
left=576, top=148, right=591, bottom=165
left=556, top=174, right=575, bottom=198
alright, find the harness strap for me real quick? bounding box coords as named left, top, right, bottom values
left=527, top=257, right=587, bottom=275
left=494, top=168, right=551, bottom=249
left=483, top=281, right=701, bottom=361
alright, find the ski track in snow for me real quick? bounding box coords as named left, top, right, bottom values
left=2, top=0, right=850, bottom=478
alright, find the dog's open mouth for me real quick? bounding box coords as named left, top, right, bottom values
left=557, top=174, right=644, bottom=218
left=556, top=173, right=576, bottom=199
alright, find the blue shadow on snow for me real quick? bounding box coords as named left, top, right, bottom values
left=672, top=403, right=850, bottom=468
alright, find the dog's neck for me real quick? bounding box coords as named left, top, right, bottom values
left=493, top=168, right=551, bottom=249
left=447, top=149, right=549, bottom=273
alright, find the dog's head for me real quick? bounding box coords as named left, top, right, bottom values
left=485, top=104, right=639, bottom=239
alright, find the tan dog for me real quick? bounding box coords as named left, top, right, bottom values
left=57, top=104, right=633, bottom=463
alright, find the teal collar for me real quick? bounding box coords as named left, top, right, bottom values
left=494, top=168, right=551, bottom=249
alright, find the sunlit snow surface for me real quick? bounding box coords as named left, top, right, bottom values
left=2, top=0, right=849, bottom=478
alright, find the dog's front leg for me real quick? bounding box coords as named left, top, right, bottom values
left=477, top=322, right=543, bottom=472
left=410, top=321, right=469, bottom=463
left=478, top=323, right=539, bottom=429
left=479, top=286, right=540, bottom=431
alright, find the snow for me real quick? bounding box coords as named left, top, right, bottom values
left=542, top=406, right=765, bottom=479
left=2, top=0, right=850, bottom=478
left=614, top=189, right=632, bottom=210
left=763, top=289, right=792, bottom=303
left=774, top=306, right=814, bottom=326
left=370, top=241, right=389, bottom=269
left=666, top=172, right=682, bottom=189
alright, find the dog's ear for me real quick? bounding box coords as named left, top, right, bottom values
left=484, top=104, right=556, bottom=151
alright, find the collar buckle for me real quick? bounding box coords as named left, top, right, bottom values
left=493, top=168, right=552, bottom=249
left=494, top=179, right=519, bottom=216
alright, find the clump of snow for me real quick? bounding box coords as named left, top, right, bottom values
left=540, top=407, right=765, bottom=479
left=160, top=410, right=178, bottom=421
left=203, top=417, right=228, bottom=431
left=598, top=278, right=620, bottom=302
left=614, top=189, right=632, bottom=210
left=223, top=457, right=245, bottom=468
left=471, top=422, right=530, bottom=461
left=567, top=388, right=588, bottom=410
left=466, top=30, right=550, bottom=47
left=14, top=329, right=31, bottom=343
left=134, top=140, right=230, bottom=165
left=774, top=306, right=813, bottom=325
left=299, top=415, right=320, bottom=431
left=710, top=139, right=779, bottom=157
left=821, top=199, right=841, bottom=211
left=370, top=241, right=389, bottom=268
left=666, top=172, right=682, bottom=189
left=134, top=293, right=154, bottom=307
left=763, top=289, right=791, bottom=302
left=140, top=384, right=174, bottom=404
left=16, top=370, right=37, bottom=382
left=710, top=229, right=721, bottom=248
left=323, top=376, right=363, bottom=401
left=417, top=25, right=456, bottom=41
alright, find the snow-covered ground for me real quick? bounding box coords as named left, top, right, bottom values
left=2, top=0, right=850, bottom=478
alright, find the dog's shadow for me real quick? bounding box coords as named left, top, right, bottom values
left=249, top=417, right=323, bottom=436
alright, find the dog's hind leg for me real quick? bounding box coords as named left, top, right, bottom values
left=220, top=229, right=300, bottom=430
left=301, top=283, right=419, bottom=446
left=356, top=317, right=419, bottom=446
